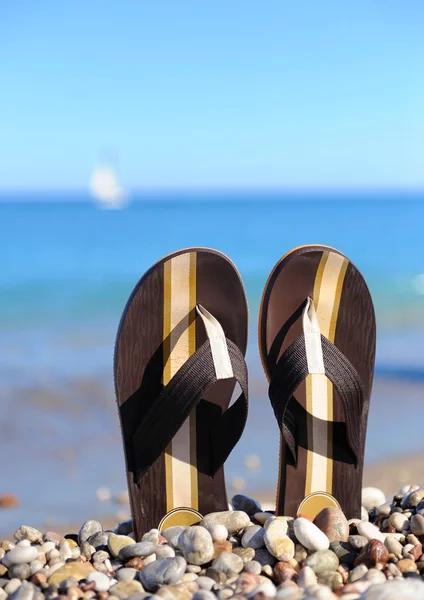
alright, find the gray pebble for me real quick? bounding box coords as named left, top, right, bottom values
left=8, top=582, right=35, bottom=600
left=212, top=551, right=243, bottom=577
left=78, top=520, right=103, bottom=545
left=187, top=565, right=202, bottom=573
left=243, top=560, right=261, bottom=575
left=92, top=550, right=109, bottom=563
left=348, top=564, right=368, bottom=582
left=8, top=564, right=31, bottom=580
left=231, top=495, right=261, bottom=516
left=232, top=547, right=255, bottom=564
left=119, top=542, right=157, bottom=561
left=5, top=580, right=22, bottom=595
left=304, top=549, right=339, bottom=574
left=193, top=591, right=216, bottom=600
left=253, top=548, right=277, bottom=566
left=348, top=535, right=369, bottom=550
left=115, top=568, right=137, bottom=581
left=197, top=576, right=216, bottom=590
left=241, top=526, right=264, bottom=550
left=13, top=527, right=42, bottom=544
left=161, top=527, right=186, bottom=549
left=115, top=521, right=133, bottom=536
left=87, top=531, right=110, bottom=549
left=3, top=547, right=39, bottom=567
left=200, top=511, right=251, bottom=536
left=178, top=527, right=214, bottom=566
left=139, top=557, right=187, bottom=592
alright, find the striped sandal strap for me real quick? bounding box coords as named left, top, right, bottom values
left=131, top=305, right=248, bottom=483
left=269, top=298, right=364, bottom=467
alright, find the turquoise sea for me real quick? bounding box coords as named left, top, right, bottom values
left=1, top=191, right=424, bottom=530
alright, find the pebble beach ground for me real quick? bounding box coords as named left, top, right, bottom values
left=3, top=487, right=424, bottom=600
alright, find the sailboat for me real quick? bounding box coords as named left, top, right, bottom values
left=89, top=163, right=129, bottom=209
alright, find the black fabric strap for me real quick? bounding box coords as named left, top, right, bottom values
left=131, top=338, right=248, bottom=482
left=269, top=334, right=364, bottom=466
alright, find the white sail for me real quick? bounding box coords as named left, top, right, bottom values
left=89, top=165, right=128, bottom=209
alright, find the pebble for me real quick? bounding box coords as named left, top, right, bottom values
left=8, top=581, right=35, bottom=600
left=294, top=518, right=330, bottom=551
left=384, top=536, right=403, bottom=555
left=4, top=579, right=22, bottom=595
left=205, top=526, right=228, bottom=543
left=3, top=547, right=39, bottom=567
left=231, top=495, right=261, bottom=516
left=115, top=568, right=137, bottom=581
left=244, top=561, right=261, bottom=575
left=233, top=547, right=255, bottom=564
left=212, top=552, right=243, bottom=577
left=313, top=507, right=349, bottom=543
left=47, top=563, right=95, bottom=585
left=304, top=550, right=339, bottom=574
left=356, top=521, right=385, bottom=543
left=362, top=488, right=386, bottom=511
left=200, top=512, right=251, bottom=536
left=411, top=514, right=424, bottom=536
left=241, top=526, right=264, bottom=550
left=348, top=535, right=369, bottom=550
left=196, top=577, right=215, bottom=591
left=139, top=557, right=187, bottom=592
left=354, top=540, right=389, bottom=568
left=14, top=528, right=42, bottom=544
left=397, top=558, right=417, bottom=574
left=254, top=547, right=276, bottom=566
left=264, top=518, right=294, bottom=561
left=78, top=522, right=103, bottom=546
left=109, top=579, right=143, bottom=599
left=119, top=542, right=157, bottom=561
left=86, top=572, right=111, bottom=592
left=8, top=565, right=31, bottom=581
left=178, top=528, right=214, bottom=566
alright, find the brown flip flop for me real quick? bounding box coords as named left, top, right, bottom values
left=259, top=245, right=376, bottom=519
left=114, top=248, right=248, bottom=539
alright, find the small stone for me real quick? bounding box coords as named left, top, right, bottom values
left=126, top=557, right=149, bottom=571
left=47, top=563, right=95, bottom=585
left=402, top=487, right=424, bottom=509
left=78, top=521, right=103, bottom=546
left=178, top=527, right=214, bottom=566
left=384, top=536, right=403, bottom=555
left=246, top=581, right=276, bottom=598
left=348, top=535, right=368, bottom=550
left=304, top=550, right=339, bottom=574
left=313, top=507, right=349, bottom=543
left=7, top=581, right=35, bottom=600
left=231, top=495, right=261, bottom=516
left=86, top=572, right=111, bottom=592
left=31, top=574, right=47, bottom=587
left=109, top=579, right=143, bottom=599
left=212, top=541, right=232, bottom=559
left=365, top=568, right=386, bottom=584
left=8, top=564, right=31, bottom=580
left=193, top=592, right=216, bottom=600
left=388, top=512, right=410, bottom=532
left=161, top=527, right=186, bottom=549
left=196, top=576, right=215, bottom=590
left=348, top=563, right=368, bottom=582
left=4, top=579, right=22, bottom=595
left=244, top=561, right=261, bottom=575
left=273, top=562, right=297, bottom=584
left=204, top=567, right=227, bottom=584
left=156, top=546, right=175, bottom=559
left=264, top=519, right=293, bottom=561
left=115, top=520, right=133, bottom=536
left=119, top=542, right=157, bottom=561
left=0, top=566, right=6, bottom=577
left=205, top=525, right=228, bottom=543
left=297, top=565, right=317, bottom=588
left=108, top=533, right=136, bottom=559
left=234, top=572, right=260, bottom=594
left=411, top=514, right=424, bottom=536
left=362, top=488, right=386, bottom=511
left=212, top=552, right=243, bottom=577
left=200, top=511, right=251, bottom=536
left=3, top=547, right=39, bottom=567
left=14, top=527, right=42, bottom=543
left=356, top=521, right=385, bottom=542
left=139, top=557, right=187, bottom=592
left=317, top=570, right=343, bottom=590
left=87, top=531, right=109, bottom=550
left=354, top=540, right=389, bottom=568
left=397, top=558, right=417, bottom=574
left=329, top=541, right=356, bottom=567
left=233, top=547, right=255, bottom=564
left=293, top=518, right=329, bottom=551
left=254, top=548, right=276, bottom=566
left=115, top=568, right=137, bottom=581
left=242, top=526, right=265, bottom=550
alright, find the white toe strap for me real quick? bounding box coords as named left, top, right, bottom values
left=302, top=297, right=325, bottom=375
left=196, top=304, right=234, bottom=380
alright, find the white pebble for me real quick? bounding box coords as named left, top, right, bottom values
left=294, top=518, right=330, bottom=551
left=362, top=487, right=386, bottom=511
left=206, top=524, right=228, bottom=542
left=87, top=571, right=111, bottom=592
left=357, top=521, right=385, bottom=543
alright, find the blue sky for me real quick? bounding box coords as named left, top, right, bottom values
left=1, top=1, right=423, bottom=190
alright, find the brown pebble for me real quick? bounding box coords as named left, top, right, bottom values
left=387, top=525, right=396, bottom=533
left=337, top=564, right=349, bottom=583
left=126, top=556, right=148, bottom=571
left=97, top=593, right=109, bottom=600
left=235, top=572, right=260, bottom=594
left=354, top=539, right=389, bottom=567
left=0, top=565, right=7, bottom=577
left=313, top=506, right=349, bottom=543
left=397, top=558, right=417, bottom=574
left=410, top=543, right=423, bottom=561
left=67, top=587, right=84, bottom=600
left=31, top=573, right=47, bottom=587
left=212, top=540, right=233, bottom=559
left=273, top=561, right=297, bottom=584
left=81, top=582, right=96, bottom=592
left=1, top=540, right=14, bottom=551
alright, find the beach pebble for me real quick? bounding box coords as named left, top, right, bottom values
left=384, top=536, right=403, bottom=555
left=200, top=511, right=250, bottom=536
left=109, top=579, right=143, bottom=599
left=231, top=495, right=262, bottom=516
left=354, top=540, right=389, bottom=568
left=348, top=535, right=368, bottom=550
left=4, top=579, right=22, bottom=595
left=78, top=521, right=103, bottom=546
left=348, top=564, right=368, bottom=582
left=411, top=514, right=424, bottom=536
left=362, top=488, right=386, bottom=512
left=244, top=560, right=261, bottom=575
left=8, top=564, right=31, bottom=580
left=47, top=562, right=95, bottom=585
left=356, top=521, right=385, bottom=542
left=139, top=557, right=186, bottom=592
left=196, top=576, right=215, bottom=591
left=115, top=520, right=133, bottom=536
left=119, top=542, right=157, bottom=561
left=212, top=552, right=243, bottom=577
left=192, top=592, right=216, bottom=600
left=241, top=526, right=265, bottom=550
left=3, top=547, right=39, bottom=567
left=402, top=487, right=424, bottom=509
left=304, top=550, right=339, bottom=574
left=86, top=572, right=111, bottom=592
left=115, top=568, right=137, bottom=580
left=294, top=518, right=330, bottom=551
left=7, top=581, right=35, bottom=600
left=205, top=525, right=228, bottom=543
left=313, top=507, right=349, bottom=543
left=13, top=527, right=42, bottom=544
left=178, top=527, right=214, bottom=566
left=263, top=518, right=293, bottom=561
left=388, top=512, right=409, bottom=532
left=254, top=547, right=277, bottom=566
left=297, top=565, right=317, bottom=588
left=161, top=527, right=186, bottom=550
left=87, top=531, right=109, bottom=549
left=246, top=581, right=276, bottom=598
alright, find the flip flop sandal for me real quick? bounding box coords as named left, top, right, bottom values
left=114, top=248, right=249, bottom=539
left=259, top=245, right=376, bottom=519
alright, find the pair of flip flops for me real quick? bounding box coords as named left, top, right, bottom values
left=114, top=245, right=375, bottom=540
